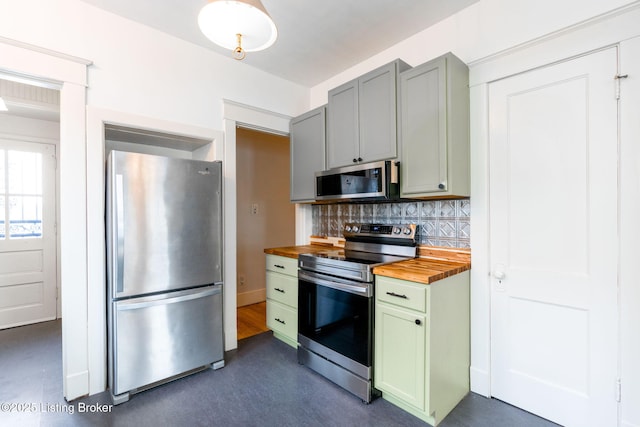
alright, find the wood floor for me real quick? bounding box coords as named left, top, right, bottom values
left=237, top=301, right=269, bottom=340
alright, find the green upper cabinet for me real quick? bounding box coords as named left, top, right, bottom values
left=399, top=52, right=469, bottom=198
left=327, top=59, right=411, bottom=169
left=290, top=105, right=326, bottom=202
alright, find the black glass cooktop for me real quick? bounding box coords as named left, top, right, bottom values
left=302, top=250, right=408, bottom=267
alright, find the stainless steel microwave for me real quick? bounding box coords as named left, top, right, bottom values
left=315, top=160, right=399, bottom=202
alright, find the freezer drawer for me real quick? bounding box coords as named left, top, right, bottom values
left=109, top=284, right=223, bottom=397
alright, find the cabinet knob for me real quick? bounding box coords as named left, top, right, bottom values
left=357, top=157, right=363, bottom=162
left=353, top=158, right=358, bottom=163
left=415, top=319, right=422, bottom=325
left=438, top=183, right=446, bottom=190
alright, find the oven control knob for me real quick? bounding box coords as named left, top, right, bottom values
left=352, top=225, right=359, bottom=233
left=393, top=227, right=401, bottom=234
left=403, top=227, right=412, bottom=235
left=345, top=225, right=352, bottom=232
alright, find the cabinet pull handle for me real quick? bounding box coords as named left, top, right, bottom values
left=274, top=264, right=285, bottom=269
left=352, top=158, right=358, bottom=163
left=275, top=318, right=286, bottom=325
left=415, top=319, right=422, bottom=326
left=386, top=291, right=408, bottom=299
left=274, top=287, right=285, bottom=293
left=357, top=157, right=363, bottom=162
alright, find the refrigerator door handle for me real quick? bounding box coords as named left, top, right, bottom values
left=116, top=285, right=222, bottom=311
left=115, top=174, right=125, bottom=293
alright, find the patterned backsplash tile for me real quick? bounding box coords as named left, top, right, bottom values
left=312, top=198, right=471, bottom=248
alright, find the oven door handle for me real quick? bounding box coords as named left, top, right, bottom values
left=299, top=271, right=370, bottom=296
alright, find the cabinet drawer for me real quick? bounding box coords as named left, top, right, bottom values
left=266, top=300, right=297, bottom=341
left=376, top=276, right=426, bottom=312
left=266, top=271, right=298, bottom=307
left=265, top=254, right=298, bottom=276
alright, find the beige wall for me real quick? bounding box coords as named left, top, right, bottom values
left=236, top=128, right=295, bottom=306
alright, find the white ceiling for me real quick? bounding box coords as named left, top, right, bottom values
left=78, top=0, right=478, bottom=87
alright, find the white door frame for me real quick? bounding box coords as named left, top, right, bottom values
left=220, top=99, right=292, bottom=352
left=0, top=37, right=91, bottom=400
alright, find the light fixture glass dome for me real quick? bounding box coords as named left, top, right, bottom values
left=198, top=0, right=278, bottom=53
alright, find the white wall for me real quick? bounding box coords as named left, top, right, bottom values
left=0, top=1, right=309, bottom=128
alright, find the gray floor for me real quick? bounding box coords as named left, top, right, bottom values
left=0, top=320, right=559, bottom=427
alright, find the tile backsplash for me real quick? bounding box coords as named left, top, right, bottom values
left=312, top=199, right=471, bottom=248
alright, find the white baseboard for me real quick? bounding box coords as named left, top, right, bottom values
left=470, top=366, right=491, bottom=397
left=65, top=370, right=89, bottom=401
left=237, top=288, right=266, bottom=307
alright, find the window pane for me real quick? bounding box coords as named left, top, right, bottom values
left=8, top=151, right=42, bottom=195
left=0, top=196, right=4, bottom=239
left=9, top=195, right=42, bottom=239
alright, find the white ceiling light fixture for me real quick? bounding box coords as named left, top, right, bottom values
left=0, top=97, right=7, bottom=112
left=198, top=0, right=278, bottom=60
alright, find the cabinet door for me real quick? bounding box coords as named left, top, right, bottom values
left=327, top=80, right=360, bottom=169
left=399, top=56, right=448, bottom=196
left=374, top=303, right=426, bottom=411
left=358, top=62, right=398, bottom=164
left=290, top=106, right=326, bottom=202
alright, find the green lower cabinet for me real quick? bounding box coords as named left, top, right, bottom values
left=265, top=254, right=298, bottom=348
left=375, top=304, right=426, bottom=410
left=374, top=272, right=470, bottom=426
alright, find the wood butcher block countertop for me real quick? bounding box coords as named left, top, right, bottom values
left=264, top=242, right=470, bottom=286
left=263, top=244, right=341, bottom=259
left=372, top=258, right=470, bottom=285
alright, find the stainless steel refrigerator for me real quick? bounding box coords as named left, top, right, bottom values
left=106, top=150, right=224, bottom=404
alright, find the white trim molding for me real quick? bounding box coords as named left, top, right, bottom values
left=222, top=99, right=291, bottom=351
left=0, top=41, right=90, bottom=401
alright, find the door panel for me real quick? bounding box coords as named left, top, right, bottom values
left=0, top=140, right=56, bottom=329
left=489, top=47, right=618, bottom=427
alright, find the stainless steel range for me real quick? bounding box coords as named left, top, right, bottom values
left=297, top=223, right=417, bottom=403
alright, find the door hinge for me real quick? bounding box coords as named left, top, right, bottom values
left=616, top=378, right=622, bottom=403
left=615, top=74, right=628, bottom=100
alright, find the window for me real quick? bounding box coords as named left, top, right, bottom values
left=0, top=149, right=43, bottom=239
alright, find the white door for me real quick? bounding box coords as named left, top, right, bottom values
left=489, top=47, right=619, bottom=427
left=0, top=139, right=57, bottom=329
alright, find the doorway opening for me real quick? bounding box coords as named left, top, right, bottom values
left=235, top=126, right=294, bottom=340
left=0, top=78, right=60, bottom=329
